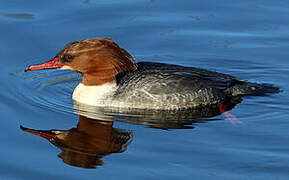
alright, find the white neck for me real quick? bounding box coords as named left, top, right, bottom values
left=72, top=81, right=117, bottom=106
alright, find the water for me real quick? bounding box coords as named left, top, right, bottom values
left=1, top=0, right=289, bottom=179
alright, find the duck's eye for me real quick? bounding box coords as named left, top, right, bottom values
left=67, top=55, right=73, bottom=60
left=60, top=55, right=73, bottom=62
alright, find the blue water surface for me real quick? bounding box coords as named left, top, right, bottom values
left=1, top=0, right=289, bottom=179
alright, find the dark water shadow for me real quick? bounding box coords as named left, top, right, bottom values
left=0, top=12, right=34, bottom=19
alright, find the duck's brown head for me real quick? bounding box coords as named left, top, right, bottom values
left=25, top=38, right=137, bottom=85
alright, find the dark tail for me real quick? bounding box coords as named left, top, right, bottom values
left=226, top=82, right=280, bottom=96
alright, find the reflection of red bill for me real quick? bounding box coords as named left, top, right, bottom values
left=20, top=125, right=56, bottom=142
left=218, top=104, right=244, bottom=125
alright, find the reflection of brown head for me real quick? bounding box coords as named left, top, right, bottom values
left=21, top=116, right=133, bottom=169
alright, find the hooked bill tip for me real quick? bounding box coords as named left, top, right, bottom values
left=24, top=66, right=31, bottom=72
left=20, top=125, right=27, bottom=131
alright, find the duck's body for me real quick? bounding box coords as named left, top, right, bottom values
left=73, top=61, right=278, bottom=110
left=25, top=38, right=279, bottom=110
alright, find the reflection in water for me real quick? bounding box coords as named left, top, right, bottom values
left=21, top=96, right=242, bottom=168
left=21, top=116, right=132, bottom=168
left=0, top=12, right=34, bottom=19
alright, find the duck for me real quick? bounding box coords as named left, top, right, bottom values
left=24, top=38, right=279, bottom=110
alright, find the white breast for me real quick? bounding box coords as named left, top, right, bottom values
left=72, top=82, right=117, bottom=106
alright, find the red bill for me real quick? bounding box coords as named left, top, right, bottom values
left=25, top=56, right=63, bottom=72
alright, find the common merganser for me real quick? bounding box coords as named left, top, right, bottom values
left=25, top=38, right=279, bottom=110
